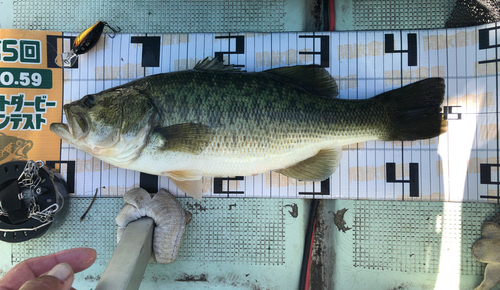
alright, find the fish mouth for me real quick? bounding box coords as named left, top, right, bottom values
left=50, top=106, right=89, bottom=141
left=70, top=112, right=89, bottom=139
left=50, top=122, right=72, bottom=140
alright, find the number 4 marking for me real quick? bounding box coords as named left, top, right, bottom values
left=386, top=162, right=419, bottom=197
left=385, top=33, right=417, bottom=66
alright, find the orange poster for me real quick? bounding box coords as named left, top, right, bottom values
left=0, top=29, right=63, bottom=163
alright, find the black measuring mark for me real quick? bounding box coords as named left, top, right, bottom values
left=214, top=35, right=245, bottom=68
left=46, top=35, right=78, bottom=68
left=139, top=172, right=159, bottom=194
left=480, top=195, right=500, bottom=200
left=213, top=176, right=245, bottom=196
left=478, top=27, right=500, bottom=64
left=298, top=35, right=330, bottom=67
left=45, top=160, right=75, bottom=193
left=477, top=28, right=500, bottom=200
left=480, top=164, right=500, bottom=200
left=480, top=164, right=500, bottom=184
left=443, top=106, right=462, bottom=120
left=130, top=36, right=161, bottom=67
left=298, top=178, right=330, bottom=196
left=386, top=162, right=419, bottom=197
left=384, top=33, right=417, bottom=66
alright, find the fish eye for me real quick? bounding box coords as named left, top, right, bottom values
left=81, top=95, right=95, bottom=108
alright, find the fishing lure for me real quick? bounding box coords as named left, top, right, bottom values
left=55, top=21, right=121, bottom=67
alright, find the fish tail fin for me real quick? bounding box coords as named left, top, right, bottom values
left=377, top=77, right=448, bottom=141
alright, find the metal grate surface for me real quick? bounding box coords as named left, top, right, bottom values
left=12, top=197, right=286, bottom=265
left=353, top=200, right=500, bottom=275
left=13, top=0, right=286, bottom=33
left=352, top=0, right=456, bottom=30
left=179, top=198, right=286, bottom=265
left=12, top=198, right=121, bottom=263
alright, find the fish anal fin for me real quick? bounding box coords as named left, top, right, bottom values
left=163, top=170, right=203, bottom=199
left=276, top=148, right=342, bottom=181
left=169, top=178, right=203, bottom=200
left=163, top=170, right=202, bottom=181
left=264, top=66, right=339, bottom=98
left=155, top=123, right=213, bottom=154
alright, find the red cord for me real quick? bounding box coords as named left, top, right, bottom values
left=329, top=0, right=335, bottom=31
left=304, top=218, right=317, bottom=290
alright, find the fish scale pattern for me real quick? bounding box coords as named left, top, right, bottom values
left=148, top=69, right=386, bottom=154
left=136, top=68, right=386, bottom=178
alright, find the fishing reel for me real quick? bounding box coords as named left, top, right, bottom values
left=0, top=160, right=69, bottom=243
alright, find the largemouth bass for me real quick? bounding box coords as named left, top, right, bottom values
left=0, top=133, right=33, bottom=162
left=50, top=57, right=447, bottom=199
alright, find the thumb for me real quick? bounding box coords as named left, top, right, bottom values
left=19, top=263, right=74, bottom=290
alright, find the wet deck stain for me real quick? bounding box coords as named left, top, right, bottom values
left=333, top=208, right=351, bottom=233
left=175, top=273, right=208, bottom=282
left=284, top=203, right=298, bottom=218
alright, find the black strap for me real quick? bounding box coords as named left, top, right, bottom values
left=0, top=180, right=28, bottom=224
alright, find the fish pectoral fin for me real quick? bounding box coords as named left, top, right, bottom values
left=155, top=123, right=213, bottom=154
left=264, top=66, right=338, bottom=98
left=276, top=147, right=342, bottom=181
left=163, top=170, right=203, bottom=199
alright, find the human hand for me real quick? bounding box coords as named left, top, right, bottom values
left=0, top=247, right=96, bottom=290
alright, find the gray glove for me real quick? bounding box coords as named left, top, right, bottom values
left=116, top=188, right=192, bottom=263
left=472, top=221, right=500, bottom=290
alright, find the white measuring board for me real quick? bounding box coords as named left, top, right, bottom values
left=55, top=23, right=500, bottom=202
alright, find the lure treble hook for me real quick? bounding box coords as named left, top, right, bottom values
left=104, top=22, right=121, bottom=38
left=54, top=21, right=121, bottom=67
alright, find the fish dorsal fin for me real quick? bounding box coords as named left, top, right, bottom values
left=155, top=123, right=213, bottom=154
left=193, top=57, right=241, bottom=72
left=276, top=147, right=342, bottom=181
left=264, top=65, right=339, bottom=98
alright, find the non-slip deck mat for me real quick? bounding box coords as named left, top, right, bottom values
left=353, top=200, right=500, bottom=276
left=12, top=0, right=287, bottom=33
left=11, top=197, right=286, bottom=264
left=352, top=0, right=456, bottom=30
